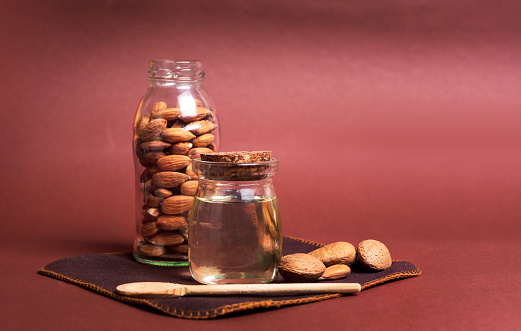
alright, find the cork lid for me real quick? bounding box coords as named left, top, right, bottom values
left=200, top=151, right=272, bottom=163
left=194, top=151, right=277, bottom=181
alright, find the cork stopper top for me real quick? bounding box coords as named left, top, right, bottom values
left=200, top=151, right=272, bottom=164
left=194, top=151, right=277, bottom=181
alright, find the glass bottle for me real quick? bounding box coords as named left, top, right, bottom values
left=132, top=60, right=219, bottom=266
left=188, top=158, right=282, bottom=284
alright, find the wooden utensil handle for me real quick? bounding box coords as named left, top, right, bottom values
left=185, top=283, right=361, bottom=296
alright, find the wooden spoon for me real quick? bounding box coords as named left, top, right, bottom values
left=116, top=282, right=361, bottom=298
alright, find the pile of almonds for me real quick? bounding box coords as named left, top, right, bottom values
left=278, top=239, right=392, bottom=282
left=134, top=100, right=217, bottom=259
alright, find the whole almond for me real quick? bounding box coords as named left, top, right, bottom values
left=161, top=195, right=194, bottom=214
left=308, top=241, right=356, bottom=267
left=179, top=106, right=209, bottom=122
left=140, top=221, right=159, bottom=238
left=139, top=140, right=171, bottom=151
left=180, top=180, right=199, bottom=196
left=157, top=155, right=192, bottom=171
left=152, top=107, right=181, bottom=121
left=162, top=128, right=196, bottom=143
left=192, top=133, right=215, bottom=147
left=152, top=171, right=188, bottom=188
left=169, top=142, right=193, bottom=155
left=137, top=243, right=166, bottom=257
left=188, top=147, right=214, bottom=159
left=357, top=239, right=392, bottom=271
left=148, top=231, right=186, bottom=246
left=184, top=120, right=216, bottom=136
left=278, top=253, right=326, bottom=283
left=154, top=188, right=173, bottom=198
left=157, top=215, right=188, bottom=230
left=320, top=264, right=351, bottom=280
left=140, top=118, right=167, bottom=141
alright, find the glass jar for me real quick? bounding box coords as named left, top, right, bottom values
left=188, top=158, right=282, bottom=284
left=132, top=60, right=219, bottom=266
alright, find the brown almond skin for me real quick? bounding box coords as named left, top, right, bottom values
left=192, top=133, right=215, bottom=147
left=161, top=195, right=194, bottom=215
left=180, top=180, right=199, bottom=196
left=162, top=128, right=196, bottom=143
left=152, top=101, right=167, bottom=113
left=144, top=193, right=163, bottom=208
left=152, top=107, right=181, bottom=121
left=142, top=151, right=168, bottom=166
left=143, top=179, right=156, bottom=195
left=140, top=221, right=159, bottom=238
left=157, top=215, right=188, bottom=231
left=278, top=253, right=326, bottom=282
left=139, top=140, right=171, bottom=151
left=140, top=166, right=160, bottom=182
left=184, top=120, right=216, bottom=136
left=169, top=142, right=193, bottom=155
left=308, top=241, right=356, bottom=267
left=167, top=244, right=189, bottom=255
left=135, top=115, right=150, bottom=136
left=207, top=143, right=217, bottom=151
left=152, top=171, right=188, bottom=188
left=137, top=243, right=166, bottom=257
left=148, top=231, right=186, bottom=246
left=357, top=239, right=392, bottom=271
left=187, top=147, right=214, bottom=159
left=140, top=119, right=167, bottom=141
left=154, top=188, right=173, bottom=198
left=320, top=264, right=351, bottom=280
left=156, top=155, right=192, bottom=171
left=186, top=164, right=199, bottom=179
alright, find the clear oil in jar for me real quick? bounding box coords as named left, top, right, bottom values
left=188, top=194, right=282, bottom=284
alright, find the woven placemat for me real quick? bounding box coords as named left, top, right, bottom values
left=38, top=236, right=420, bottom=319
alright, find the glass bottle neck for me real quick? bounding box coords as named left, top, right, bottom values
left=148, top=60, right=205, bottom=83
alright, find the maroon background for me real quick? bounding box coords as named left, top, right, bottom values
left=1, top=0, right=520, bottom=330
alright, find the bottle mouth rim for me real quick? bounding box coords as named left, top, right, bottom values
left=150, top=59, right=203, bottom=65
left=148, top=60, right=204, bottom=81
